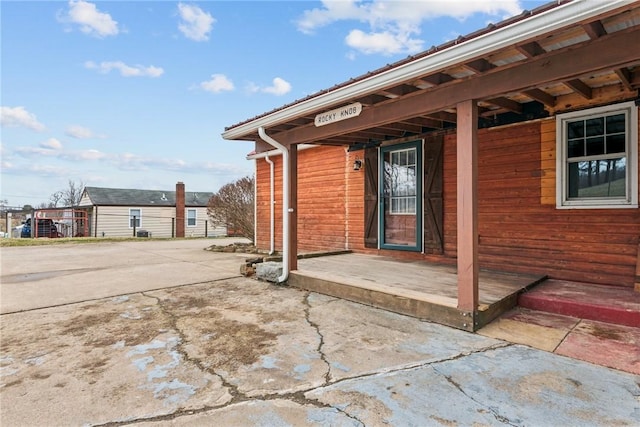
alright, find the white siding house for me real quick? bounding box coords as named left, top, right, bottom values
left=77, top=184, right=222, bottom=238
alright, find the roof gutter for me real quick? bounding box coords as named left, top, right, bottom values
left=258, top=127, right=289, bottom=283
left=222, top=0, right=632, bottom=141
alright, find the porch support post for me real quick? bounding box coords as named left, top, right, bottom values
left=289, top=145, right=298, bottom=271
left=456, top=99, right=479, bottom=313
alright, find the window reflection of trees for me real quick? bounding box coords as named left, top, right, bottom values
left=566, top=113, right=627, bottom=199
left=383, top=148, right=417, bottom=214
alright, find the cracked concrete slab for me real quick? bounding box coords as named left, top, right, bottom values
left=307, top=345, right=640, bottom=426
left=307, top=293, right=505, bottom=381
left=0, top=293, right=231, bottom=426
left=132, top=399, right=362, bottom=426
left=2, top=240, right=639, bottom=426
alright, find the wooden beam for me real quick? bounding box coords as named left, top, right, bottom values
left=564, top=79, right=593, bottom=99
left=582, top=20, right=607, bottom=39
left=522, top=88, right=556, bottom=108
left=356, top=94, right=389, bottom=106
left=416, top=72, right=454, bottom=86
left=516, top=41, right=545, bottom=58
left=352, top=128, right=405, bottom=139
left=380, top=84, right=420, bottom=98
left=403, top=117, right=443, bottom=129
left=456, top=100, right=479, bottom=314
left=378, top=122, right=423, bottom=134
left=463, top=58, right=495, bottom=74
left=485, top=97, right=523, bottom=114
left=426, top=111, right=457, bottom=123
left=271, top=29, right=640, bottom=145
left=615, top=68, right=633, bottom=91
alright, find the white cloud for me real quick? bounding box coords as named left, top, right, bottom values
left=27, top=164, right=70, bottom=177
left=296, top=0, right=523, bottom=55
left=60, top=0, right=119, bottom=38
left=345, top=29, right=422, bottom=55
left=245, top=77, right=292, bottom=96
left=245, top=82, right=260, bottom=94
left=200, top=74, right=234, bottom=93
left=40, top=138, right=63, bottom=150
left=85, top=61, right=164, bottom=78
left=261, top=77, right=292, bottom=96
left=68, top=149, right=107, bottom=161
left=178, top=3, right=215, bottom=42
left=0, top=106, right=46, bottom=132
left=6, top=129, right=248, bottom=181
left=65, top=125, right=105, bottom=139
left=15, top=146, right=60, bottom=157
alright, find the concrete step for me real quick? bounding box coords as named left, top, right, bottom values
left=478, top=307, right=640, bottom=375
left=518, top=279, right=640, bottom=328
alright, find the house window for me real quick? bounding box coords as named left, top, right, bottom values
left=129, top=209, right=141, bottom=228
left=556, top=101, right=638, bottom=208
left=187, top=209, right=196, bottom=227
left=385, top=148, right=417, bottom=214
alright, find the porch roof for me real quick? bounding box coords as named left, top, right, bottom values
left=222, top=0, right=640, bottom=150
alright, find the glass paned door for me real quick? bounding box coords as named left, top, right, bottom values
left=380, top=140, right=422, bottom=251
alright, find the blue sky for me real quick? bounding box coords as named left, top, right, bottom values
left=1, top=0, right=546, bottom=208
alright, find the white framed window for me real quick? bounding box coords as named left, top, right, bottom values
left=187, top=209, right=196, bottom=227
left=129, top=208, right=141, bottom=228
left=556, top=101, right=638, bottom=209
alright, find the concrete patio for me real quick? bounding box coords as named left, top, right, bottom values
left=1, top=240, right=638, bottom=426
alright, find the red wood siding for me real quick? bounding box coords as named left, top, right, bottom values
left=442, top=119, right=639, bottom=287
left=255, top=146, right=351, bottom=253
left=255, top=111, right=639, bottom=287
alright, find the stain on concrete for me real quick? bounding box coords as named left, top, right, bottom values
left=1, top=267, right=107, bottom=284
left=59, top=300, right=168, bottom=348
left=586, top=323, right=623, bottom=340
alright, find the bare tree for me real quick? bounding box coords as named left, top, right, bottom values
left=207, top=176, right=254, bottom=240
left=62, top=180, right=85, bottom=206
left=49, top=191, right=64, bottom=207
left=36, top=201, right=52, bottom=209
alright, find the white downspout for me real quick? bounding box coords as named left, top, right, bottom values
left=258, top=127, right=289, bottom=283
left=253, top=159, right=258, bottom=246
left=265, top=154, right=275, bottom=255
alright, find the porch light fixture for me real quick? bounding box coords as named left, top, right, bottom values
left=353, top=159, right=363, bottom=171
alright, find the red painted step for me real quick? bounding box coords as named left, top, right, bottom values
left=518, top=279, right=640, bottom=328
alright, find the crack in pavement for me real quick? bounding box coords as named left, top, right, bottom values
left=93, top=291, right=511, bottom=427
left=435, top=369, right=518, bottom=426
left=303, top=291, right=332, bottom=384
left=141, top=291, right=248, bottom=402
left=431, top=345, right=519, bottom=427
left=97, top=289, right=366, bottom=426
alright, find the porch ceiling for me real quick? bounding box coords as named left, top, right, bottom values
left=224, top=3, right=640, bottom=152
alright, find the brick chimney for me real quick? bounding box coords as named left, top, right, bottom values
left=176, top=181, right=185, bottom=238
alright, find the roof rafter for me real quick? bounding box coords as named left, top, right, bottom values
left=582, top=20, right=607, bottom=39
left=516, top=41, right=545, bottom=58
left=271, top=29, right=639, bottom=146
left=485, top=97, right=523, bottom=114
left=614, top=68, right=633, bottom=91
left=522, top=88, right=556, bottom=108
left=563, top=79, right=593, bottom=99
